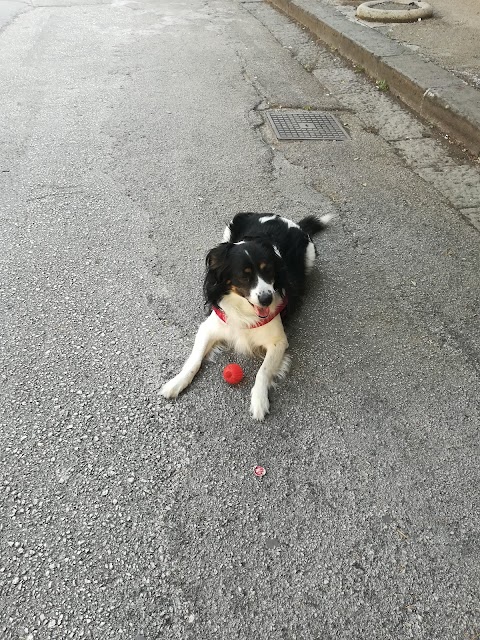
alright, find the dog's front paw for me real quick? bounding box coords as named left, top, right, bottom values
left=250, top=385, right=270, bottom=421
left=160, top=374, right=189, bottom=399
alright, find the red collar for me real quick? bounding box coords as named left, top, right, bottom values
left=213, top=296, right=288, bottom=328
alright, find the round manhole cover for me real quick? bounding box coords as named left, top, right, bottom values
left=356, top=0, right=433, bottom=22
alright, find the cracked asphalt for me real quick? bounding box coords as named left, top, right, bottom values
left=1, top=0, right=479, bottom=638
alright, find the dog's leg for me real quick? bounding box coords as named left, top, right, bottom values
left=250, top=338, right=288, bottom=421
left=161, top=315, right=219, bottom=399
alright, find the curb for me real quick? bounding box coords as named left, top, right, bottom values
left=267, top=0, right=480, bottom=157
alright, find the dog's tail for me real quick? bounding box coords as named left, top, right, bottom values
left=299, top=213, right=334, bottom=237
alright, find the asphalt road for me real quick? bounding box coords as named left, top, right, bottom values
left=1, top=0, right=479, bottom=639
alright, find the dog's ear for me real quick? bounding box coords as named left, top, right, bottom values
left=206, top=243, right=230, bottom=272
left=204, top=243, right=231, bottom=307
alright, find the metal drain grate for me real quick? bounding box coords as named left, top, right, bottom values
left=266, top=111, right=349, bottom=141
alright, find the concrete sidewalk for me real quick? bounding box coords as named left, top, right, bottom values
left=267, top=0, right=480, bottom=157
left=0, top=1, right=30, bottom=32
left=329, top=0, right=480, bottom=89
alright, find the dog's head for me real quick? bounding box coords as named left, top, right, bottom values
left=204, top=240, right=286, bottom=319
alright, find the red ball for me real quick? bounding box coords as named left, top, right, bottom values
left=222, top=363, right=244, bottom=385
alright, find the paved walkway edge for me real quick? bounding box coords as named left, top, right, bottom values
left=267, top=0, right=480, bottom=157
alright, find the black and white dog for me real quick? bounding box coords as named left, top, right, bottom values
left=161, top=212, right=331, bottom=420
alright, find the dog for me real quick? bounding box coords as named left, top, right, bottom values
left=160, top=212, right=331, bottom=420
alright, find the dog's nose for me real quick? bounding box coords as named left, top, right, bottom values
left=258, top=291, right=273, bottom=307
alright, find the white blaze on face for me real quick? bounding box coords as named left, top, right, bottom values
left=248, top=276, right=275, bottom=317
